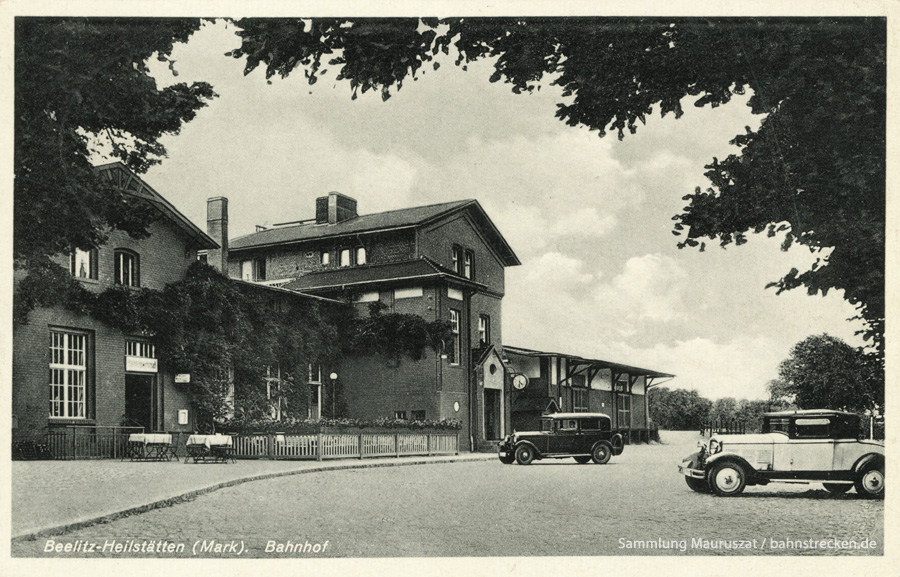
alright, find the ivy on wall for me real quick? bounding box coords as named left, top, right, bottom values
left=15, top=260, right=455, bottom=430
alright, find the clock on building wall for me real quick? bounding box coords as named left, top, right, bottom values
left=512, top=374, right=528, bottom=390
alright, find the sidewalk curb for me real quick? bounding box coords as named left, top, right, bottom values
left=12, top=454, right=495, bottom=543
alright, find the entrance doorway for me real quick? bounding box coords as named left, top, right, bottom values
left=125, top=374, right=155, bottom=432
left=484, top=388, right=501, bottom=440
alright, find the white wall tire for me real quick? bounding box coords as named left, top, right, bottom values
left=709, top=461, right=747, bottom=496
left=855, top=465, right=884, bottom=499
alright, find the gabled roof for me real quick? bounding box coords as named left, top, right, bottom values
left=229, top=199, right=521, bottom=266
left=95, top=162, right=218, bottom=250
left=504, top=344, right=674, bottom=379
left=282, top=256, right=487, bottom=293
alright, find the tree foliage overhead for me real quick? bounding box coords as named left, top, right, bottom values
left=14, top=18, right=216, bottom=265
left=226, top=17, right=885, bottom=356
left=768, top=333, right=882, bottom=413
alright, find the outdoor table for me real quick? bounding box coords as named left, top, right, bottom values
left=184, top=434, right=235, bottom=464
left=126, top=433, right=178, bottom=461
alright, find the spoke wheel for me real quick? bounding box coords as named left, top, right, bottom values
left=515, top=444, right=535, bottom=465
left=709, top=461, right=746, bottom=497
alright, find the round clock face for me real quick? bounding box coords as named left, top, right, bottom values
left=453, top=401, right=460, bottom=412
left=513, top=374, right=528, bottom=390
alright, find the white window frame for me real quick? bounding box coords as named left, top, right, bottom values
left=478, top=315, right=490, bottom=345
left=115, top=249, right=139, bottom=287
left=617, top=394, right=632, bottom=428
left=321, top=251, right=330, bottom=266
left=356, top=247, right=367, bottom=265
left=449, top=309, right=461, bottom=365
left=308, top=364, right=322, bottom=384
left=464, top=250, right=473, bottom=279
left=241, top=260, right=253, bottom=281
left=71, top=248, right=97, bottom=280
left=340, top=248, right=351, bottom=267
left=354, top=291, right=380, bottom=303
left=49, top=330, right=88, bottom=419
left=451, top=246, right=461, bottom=274
left=394, top=410, right=407, bottom=420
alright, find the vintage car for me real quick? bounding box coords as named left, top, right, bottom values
left=498, top=412, right=625, bottom=465
left=679, top=409, right=884, bottom=498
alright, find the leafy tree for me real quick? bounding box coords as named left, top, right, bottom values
left=767, top=334, right=882, bottom=412
left=225, top=17, right=885, bottom=359
left=648, top=387, right=711, bottom=430
left=709, top=397, right=738, bottom=423
left=14, top=18, right=215, bottom=266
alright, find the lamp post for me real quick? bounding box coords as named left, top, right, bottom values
left=329, top=372, right=338, bottom=418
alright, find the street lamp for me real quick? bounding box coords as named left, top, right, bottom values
left=329, top=372, right=338, bottom=418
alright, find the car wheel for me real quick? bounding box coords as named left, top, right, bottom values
left=515, top=444, right=535, bottom=465
left=574, top=456, right=592, bottom=464
left=498, top=453, right=515, bottom=465
left=823, top=483, right=851, bottom=495
left=854, top=464, right=884, bottom=499
left=610, top=434, right=625, bottom=455
left=591, top=442, right=612, bottom=464
left=685, top=476, right=710, bottom=493
left=709, top=461, right=746, bottom=496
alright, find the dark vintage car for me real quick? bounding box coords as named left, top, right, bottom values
left=498, top=412, right=625, bottom=465
left=679, top=409, right=884, bottom=498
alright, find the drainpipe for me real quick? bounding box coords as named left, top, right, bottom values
left=467, top=291, right=474, bottom=451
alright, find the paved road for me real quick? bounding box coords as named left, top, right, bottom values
left=11, top=432, right=883, bottom=557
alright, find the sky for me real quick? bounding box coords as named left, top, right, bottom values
left=138, top=19, right=867, bottom=401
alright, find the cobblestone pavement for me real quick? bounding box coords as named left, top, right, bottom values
left=10, top=432, right=884, bottom=558
left=11, top=452, right=493, bottom=538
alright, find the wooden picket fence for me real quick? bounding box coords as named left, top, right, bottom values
left=230, top=431, right=460, bottom=461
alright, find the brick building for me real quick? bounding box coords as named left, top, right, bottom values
left=205, top=192, right=521, bottom=450
left=12, top=163, right=219, bottom=443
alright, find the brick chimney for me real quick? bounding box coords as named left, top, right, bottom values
left=315, top=192, right=358, bottom=224
left=206, top=197, right=229, bottom=273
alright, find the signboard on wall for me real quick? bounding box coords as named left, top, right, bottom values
left=125, top=356, right=158, bottom=373
left=175, top=374, right=191, bottom=384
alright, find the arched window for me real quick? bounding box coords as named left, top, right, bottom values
left=114, top=249, right=140, bottom=287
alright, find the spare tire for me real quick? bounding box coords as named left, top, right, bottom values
left=610, top=433, right=625, bottom=455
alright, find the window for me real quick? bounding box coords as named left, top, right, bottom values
left=70, top=248, right=98, bottom=280
left=197, top=253, right=208, bottom=264
left=49, top=330, right=88, bottom=419
left=449, top=309, right=461, bottom=365
left=464, top=250, right=474, bottom=279
left=340, top=248, right=351, bottom=267
left=478, top=315, right=490, bottom=345
left=241, top=259, right=266, bottom=281
left=617, top=394, right=632, bottom=428
left=394, top=410, right=407, bottom=420
left=266, top=365, right=282, bottom=421
left=574, top=389, right=589, bottom=412
left=356, top=247, right=367, bottom=265
left=794, top=417, right=831, bottom=438
left=451, top=245, right=461, bottom=274
left=114, top=249, right=140, bottom=287
left=559, top=419, right=578, bottom=431
left=764, top=417, right=791, bottom=435
left=321, top=251, right=330, bottom=266
left=411, top=410, right=426, bottom=421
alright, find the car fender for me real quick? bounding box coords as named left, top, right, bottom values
left=852, top=452, right=884, bottom=474
left=514, top=440, right=542, bottom=459
left=704, top=452, right=758, bottom=481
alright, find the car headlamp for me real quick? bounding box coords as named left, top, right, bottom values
left=709, top=439, right=722, bottom=454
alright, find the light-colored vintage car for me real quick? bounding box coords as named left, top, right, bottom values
left=678, top=410, right=884, bottom=498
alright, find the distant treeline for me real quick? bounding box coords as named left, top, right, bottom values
left=648, top=388, right=789, bottom=432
